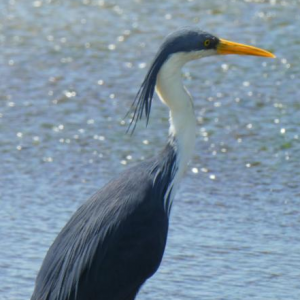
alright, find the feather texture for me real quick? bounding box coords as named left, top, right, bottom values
left=31, top=143, right=177, bottom=300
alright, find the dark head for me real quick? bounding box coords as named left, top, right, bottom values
left=158, top=28, right=275, bottom=60
left=128, top=28, right=275, bottom=132
left=157, top=28, right=220, bottom=59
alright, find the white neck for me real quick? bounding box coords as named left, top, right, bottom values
left=155, top=53, right=197, bottom=184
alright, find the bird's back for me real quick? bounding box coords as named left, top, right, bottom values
left=31, top=143, right=177, bottom=300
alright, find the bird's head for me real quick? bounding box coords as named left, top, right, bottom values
left=158, top=28, right=275, bottom=61
left=128, top=28, right=275, bottom=132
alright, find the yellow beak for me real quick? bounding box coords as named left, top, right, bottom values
left=217, top=38, right=275, bottom=58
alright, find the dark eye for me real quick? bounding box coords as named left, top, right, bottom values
left=204, top=39, right=210, bottom=47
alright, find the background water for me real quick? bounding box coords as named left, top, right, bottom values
left=1, top=0, right=300, bottom=299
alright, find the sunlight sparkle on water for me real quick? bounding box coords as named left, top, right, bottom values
left=192, top=168, right=198, bottom=174
left=108, top=44, right=116, bottom=51
left=64, top=91, right=76, bottom=98
left=209, top=174, right=216, bottom=180
left=280, top=128, right=286, bottom=134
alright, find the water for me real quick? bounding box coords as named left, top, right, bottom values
left=1, top=0, right=300, bottom=299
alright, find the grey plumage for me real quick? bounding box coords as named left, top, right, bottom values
left=31, top=143, right=177, bottom=300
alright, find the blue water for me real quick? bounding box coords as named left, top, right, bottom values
left=1, top=0, right=300, bottom=299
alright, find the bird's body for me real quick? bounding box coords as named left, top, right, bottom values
left=31, top=28, right=274, bottom=300
left=31, top=143, right=175, bottom=300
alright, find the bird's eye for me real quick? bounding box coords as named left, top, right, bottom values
left=204, top=39, right=210, bottom=47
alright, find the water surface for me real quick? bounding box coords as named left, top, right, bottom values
left=1, top=0, right=300, bottom=299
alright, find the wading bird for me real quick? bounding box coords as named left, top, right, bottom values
left=31, top=28, right=275, bottom=300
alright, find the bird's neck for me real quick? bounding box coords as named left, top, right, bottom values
left=155, top=54, right=197, bottom=182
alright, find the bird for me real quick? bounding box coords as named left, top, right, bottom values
left=31, top=28, right=275, bottom=300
